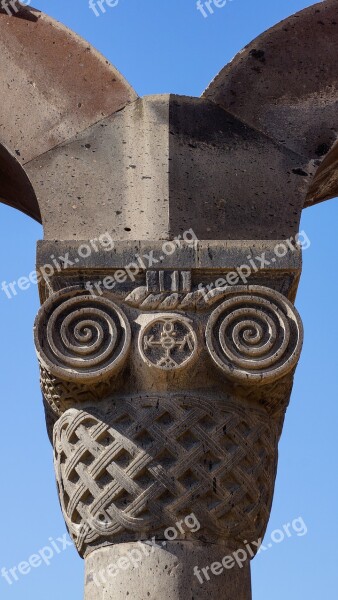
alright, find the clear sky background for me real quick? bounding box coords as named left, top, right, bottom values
left=0, top=0, right=337, bottom=598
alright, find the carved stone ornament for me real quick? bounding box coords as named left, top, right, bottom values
left=54, top=396, right=278, bottom=558
left=34, top=287, right=131, bottom=385
left=1, top=2, right=337, bottom=599
left=205, top=286, right=303, bottom=385
left=138, top=315, right=197, bottom=370
left=38, top=277, right=301, bottom=565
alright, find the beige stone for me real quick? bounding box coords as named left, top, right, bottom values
left=84, top=542, right=252, bottom=600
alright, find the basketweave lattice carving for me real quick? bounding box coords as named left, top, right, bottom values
left=54, top=396, right=279, bottom=557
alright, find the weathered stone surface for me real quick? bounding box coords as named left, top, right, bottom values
left=36, top=240, right=302, bottom=303
left=84, top=542, right=252, bottom=600
left=24, top=94, right=326, bottom=240
left=0, top=2, right=336, bottom=599
left=1, top=2, right=337, bottom=237
left=54, top=397, right=279, bottom=556
left=34, top=288, right=131, bottom=385
left=0, top=5, right=137, bottom=221
left=34, top=245, right=302, bottom=563
left=203, top=0, right=338, bottom=207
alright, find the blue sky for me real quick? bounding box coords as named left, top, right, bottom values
left=0, top=1, right=337, bottom=598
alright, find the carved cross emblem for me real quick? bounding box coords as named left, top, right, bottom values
left=140, top=316, right=197, bottom=370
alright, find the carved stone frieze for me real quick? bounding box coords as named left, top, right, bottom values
left=40, top=366, right=117, bottom=418
left=35, top=280, right=303, bottom=423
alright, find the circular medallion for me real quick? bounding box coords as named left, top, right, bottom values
left=138, top=315, right=197, bottom=371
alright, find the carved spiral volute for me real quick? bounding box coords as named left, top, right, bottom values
left=34, top=287, right=131, bottom=385
left=206, top=286, right=303, bottom=384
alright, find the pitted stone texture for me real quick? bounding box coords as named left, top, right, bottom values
left=54, top=396, right=278, bottom=557
left=203, top=0, right=338, bottom=207
left=84, top=542, right=252, bottom=600
left=0, top=7, right=136, bottom=223
left=0, top=8, right=136, bottom=164
left=1, top=2, right=337, bottom=239
left=27, top=96, right=316, bottom=241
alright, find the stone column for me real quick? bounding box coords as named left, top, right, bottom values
left=0, top=2, right=337, bottom=599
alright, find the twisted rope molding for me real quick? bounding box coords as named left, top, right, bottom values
left=124, top=286, right=230, bottom=311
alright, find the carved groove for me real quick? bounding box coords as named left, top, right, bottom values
left=34, top=287, right=131, bottom=384
left=206, top=286, right=303, bottom=384
left=125, top=286, right=240, bottom=311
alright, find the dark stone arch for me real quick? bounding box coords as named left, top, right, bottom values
left=0, top=5, right=137, bottom=231
left=203, top=0, right=338, bottom=209
left=0, top=143, right=41, bottom=222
